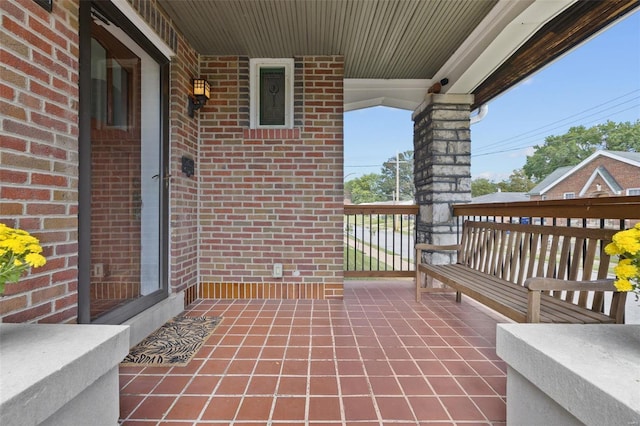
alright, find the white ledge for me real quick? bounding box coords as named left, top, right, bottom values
left=497, top=324, right=640, bottom=425
left=0, top=323, right=129, bottom=426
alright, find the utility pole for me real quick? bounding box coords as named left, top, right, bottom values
left=392, top=151, right=411, bottom=231
left=396, top=152, right=400, bottom=204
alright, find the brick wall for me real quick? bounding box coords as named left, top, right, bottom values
left=538, top=156, right=640, bottom=199
left=1, top=0, right=80, bottom=323
left=167, top=30, right=200, bottom=302
left=0, top=0, right=346, bottom=326
left=198, top=55, right=345, bottom=299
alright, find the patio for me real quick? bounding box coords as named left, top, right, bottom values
left=118, top=280, right=508, bottom=425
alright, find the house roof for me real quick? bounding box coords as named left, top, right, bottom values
left=528, top=166, right=573, bottom=196
left=471, top=192, right=530, bottom=204
left=608, top=150, right=640, bottom=164
left=528, top=150, right=640, bottom=196
left=157, top=0, right=639, bottom=112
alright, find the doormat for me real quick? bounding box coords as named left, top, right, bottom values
left=121, top=315, right=222, bottom=366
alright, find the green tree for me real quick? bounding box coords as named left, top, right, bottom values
left=379, top=150, right=415, bottom=201
left=345, top=174, right=385, bottom=204
left=523, top=120, right=640, bottom=181
left=497, top=169, right=536, bottom=192
left=471, top=178, right=497, bottom=197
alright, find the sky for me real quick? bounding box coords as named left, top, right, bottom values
left=344, top=10, right=640, bottom=183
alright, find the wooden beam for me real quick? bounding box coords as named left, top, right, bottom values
left=472, top=0, right=640, bottom=110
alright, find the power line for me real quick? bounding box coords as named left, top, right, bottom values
left=473, top=103, right=640, bottom=158
left=474, top=90, right=640, bottom=154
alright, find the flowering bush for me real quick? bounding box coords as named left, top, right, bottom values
left=605, top=223, right=640, bottom=297
left=0, top=223, right=47, bottom=295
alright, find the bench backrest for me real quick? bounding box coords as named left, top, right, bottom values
left=458, top=220, right=617, bottom=310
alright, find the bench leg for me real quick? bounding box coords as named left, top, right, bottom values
left=527, top=291, right=541, bottom=323
left=456, top=291, right=462, bottom=303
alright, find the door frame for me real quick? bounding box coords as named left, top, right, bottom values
left=78, top=0, right=170, bottom=324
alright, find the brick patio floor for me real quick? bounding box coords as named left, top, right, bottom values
left=118, top=280, right=508, bottom=425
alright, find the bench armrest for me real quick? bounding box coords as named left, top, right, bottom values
left=415, top=243, right=461, bottom=252
left=524, top=277, right=623, bottom=323
left=524, top=277, right=617, bottom=292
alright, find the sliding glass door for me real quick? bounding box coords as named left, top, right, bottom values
left=79, top=2, right=169, bottom=324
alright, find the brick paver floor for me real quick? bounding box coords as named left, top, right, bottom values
left=119, top=280, right=508, bottom=425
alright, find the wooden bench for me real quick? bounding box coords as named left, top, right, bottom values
left=416, top=220, right=627, bottom=323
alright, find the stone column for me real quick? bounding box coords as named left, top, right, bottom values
left=413, top=94, right=473, bottom=264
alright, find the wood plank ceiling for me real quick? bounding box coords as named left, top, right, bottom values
left=157, top=0, right=639, bottom=110
left=157, top=0, right=498, bottom=79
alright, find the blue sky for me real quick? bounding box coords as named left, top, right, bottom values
left=344, top=10, right=640, bottom=182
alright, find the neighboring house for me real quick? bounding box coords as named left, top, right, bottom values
left=528, top=150, right=640, bottom=200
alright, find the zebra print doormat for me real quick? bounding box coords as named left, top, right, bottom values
left=121, top=316, right=221, bottom=366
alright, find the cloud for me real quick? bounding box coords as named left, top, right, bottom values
left=473, top=171, right=510, bottom=181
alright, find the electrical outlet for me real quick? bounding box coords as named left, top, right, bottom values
left=93, top=263, right=104, bottom=278
left=273, top=263, right=283, bottom=278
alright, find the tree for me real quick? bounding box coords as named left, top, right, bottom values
left=345, top=174, right=385, bottom=204
left=497, top=169, right=536, bottom=192
left=523, top=120, right=640, bottom=182
left=471, top=178, right=497, bottom=197
left=379, top=150, right=415, bottom=201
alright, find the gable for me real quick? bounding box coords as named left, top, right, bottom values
left=578, top=166, right=623, bottom=196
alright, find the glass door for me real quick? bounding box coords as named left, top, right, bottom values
left=79, top=5, right=168, bottom=323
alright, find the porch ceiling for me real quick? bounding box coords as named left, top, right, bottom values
left=158, top=0, right=640, bottom=112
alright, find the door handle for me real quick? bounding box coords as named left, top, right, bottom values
left=152, top=172, right=172, bottom=188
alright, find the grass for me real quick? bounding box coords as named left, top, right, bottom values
left=344, top=244, right=390, bottom=271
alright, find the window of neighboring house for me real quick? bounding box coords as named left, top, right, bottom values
left=563, top=192, right=576, bottom=199
left=250, top=58, right=294, bottom=128
left=627, top=188, right=640, bottom=196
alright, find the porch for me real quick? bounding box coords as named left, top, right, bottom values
left=118, top=279, right=508, bottom=424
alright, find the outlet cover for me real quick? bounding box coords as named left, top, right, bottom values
left=273, top=263, right=283, bottom=278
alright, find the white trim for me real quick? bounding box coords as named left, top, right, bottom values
left=250, top=58, right=294, bottom=129
left=439, top=0, right=575, bottom=94
left=110, top=0, right=175, bottom=59
left=627, top=188, right=640, bottom=196
left=578, top=168, right=618, bottom=196
left=344, top=79, right=430, bottom=112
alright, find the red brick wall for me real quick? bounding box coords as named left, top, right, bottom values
left=198, top=55, right=345, bottom=299
left=541, top=156, right=640, bottom=199
left=1, top=0, right=346, bottom=326
left=168, top=32, right=200, bottom=299
left=1, top=0, right=80, bottom=323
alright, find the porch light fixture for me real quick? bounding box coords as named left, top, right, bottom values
left=188, top=78, right=210, bottom=118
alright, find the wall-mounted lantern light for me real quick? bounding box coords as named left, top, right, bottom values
left=188, top=78, right=210, bottom=118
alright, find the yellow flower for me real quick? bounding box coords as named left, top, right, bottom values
left=0, top=224, right=47, bottom=294
left=605, top=242, right=624, bottom=256
left=614, top=279, right=634, bottom=292
left=614, top=259, right=638, bottom=280
left=25, top=253, right=46, bottom=268
left=612, top=229, right=640, bottom=254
